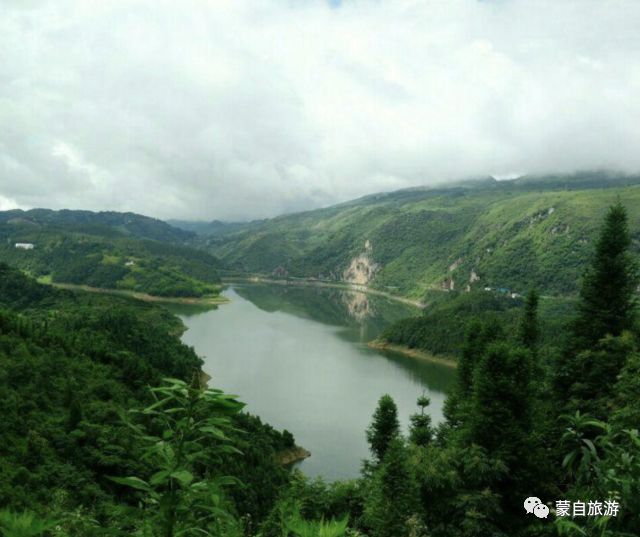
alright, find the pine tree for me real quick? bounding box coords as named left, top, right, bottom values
left=409, top=394, right=433, bottom=447
left=518, top=288, right=539, bottom=352
left=466, top=341, right=539, bottom=531
left=444, top=319, right=504, bottom=427
left=570, top=202, right=638, bottom=350
left=555, top=202, right=639, bottom=405
left=366, top=394, right=400, bottom=463
left=364, top=439, right=419, bottom=537
left=468, top=342, right=533, bottom=460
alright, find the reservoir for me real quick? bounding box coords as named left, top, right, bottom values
left=173, top=284, right=456, bottom=480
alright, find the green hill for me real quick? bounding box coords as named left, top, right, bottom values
left=0, top=263, right=291, bottom=531
left=1, top=208, right=194, bottom=242
left=0, top=209, right=222, bottom=298
left=201, top=172, right=640, bottom=298
left=378, top=290, right=576, bottom=358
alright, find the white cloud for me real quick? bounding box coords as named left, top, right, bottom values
left=0, top=195, right=23, bottom=211
left=1, top=0, right=639, bottom=220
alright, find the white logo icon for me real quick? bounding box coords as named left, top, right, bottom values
left=524, top=497, right=542, bottom=514
left=534, top=504, right=550, bottom=518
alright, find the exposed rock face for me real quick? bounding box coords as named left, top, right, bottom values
left=343, top=240, right=378, bottom=285
left=469, top=269, right=480, bottom=283
left=448, top=257, right=463, bottom=272
left=441, top=277, right=455, bottom=291
left=528, top=207, right=557, bottom=227
left=551, top=224, right=570, bottom=235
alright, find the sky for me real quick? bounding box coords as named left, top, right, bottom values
left=1, top=0, right=640, bottom=221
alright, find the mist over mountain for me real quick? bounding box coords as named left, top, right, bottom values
left=2, top=1, right=640, bottom=220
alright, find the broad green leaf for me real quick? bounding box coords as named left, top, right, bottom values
left=108, top=476, right=152, bottom=492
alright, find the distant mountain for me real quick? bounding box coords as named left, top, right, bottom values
left=200, top=172, right=640, bottom=298
left=168, top=219, right=257, bottom=236
left=0, top=209, right=222, bottom=298
left=1, top=208, right=194, bottom=243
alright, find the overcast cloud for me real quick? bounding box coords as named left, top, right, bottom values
left=1, top=0, right=640, bottom=220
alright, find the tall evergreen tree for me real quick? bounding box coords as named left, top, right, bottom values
left=466, top=341, right=538, bottom=532
left=364, top=439, right=418, bottom=537
left=518, top=288, right=539, bottom=352
left=409, top=394, right=433, bottom=447
left=366, top=394, right=400, bottom=464
left=468, top=342, right=533, bottom=461
left=570, top=202, right=638, bottom=350
left=555, top=202, right=639, bottom=405
left=444, top=319, right=504, bottom=427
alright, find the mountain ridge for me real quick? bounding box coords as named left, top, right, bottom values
left=194, top=172, right=640, bottom=298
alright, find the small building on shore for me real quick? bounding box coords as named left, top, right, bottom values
left=15, top=242, right=35, bottom=250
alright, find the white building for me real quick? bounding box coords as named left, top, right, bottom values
left=15, top=243, right=34, bottom=250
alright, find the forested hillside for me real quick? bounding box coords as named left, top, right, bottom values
left=199, top=173, right=640, bottom=298
left=0, top=209, right=222, bottom=298
left=0, top=264, right=292, bottom=535
left=377, top=291, right=575, bottom=358
left=1, top=209, right=194, bottom=243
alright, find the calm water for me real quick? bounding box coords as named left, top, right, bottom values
left=172, top=284, right=456, bottom=480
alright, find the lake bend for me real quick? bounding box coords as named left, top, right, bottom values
left=171, top=284, right=456, bottom=480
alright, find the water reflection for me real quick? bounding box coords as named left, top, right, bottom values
left=233, top=283, right=415, bottom=341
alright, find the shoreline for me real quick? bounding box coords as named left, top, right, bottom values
left=222, top=276, right=426, bottom=309
left=277, top=446, right=312, bottom=466
left=45, top=282, right=230, bottom=305
left=368, top=340, right=458, bottom=368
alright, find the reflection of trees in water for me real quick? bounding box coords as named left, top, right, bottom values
left=376, top=350, right=457, bottom=393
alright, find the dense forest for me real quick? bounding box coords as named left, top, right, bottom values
left=0, top=266, right=292, bottom=535
left=1, top=202, right=638, bottom=536
left=0, top=209, right=223, bottom=298
left=378, top=290, right=575, bottom=358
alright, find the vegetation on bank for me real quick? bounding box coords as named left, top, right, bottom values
left=0, top=209, right=222, bottom=298
left=43, top=281, right=229, bottom=306
left=378, top=289, right=575, bottom=358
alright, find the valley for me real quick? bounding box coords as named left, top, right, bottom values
left=1, top=174, right=639, bottom=536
